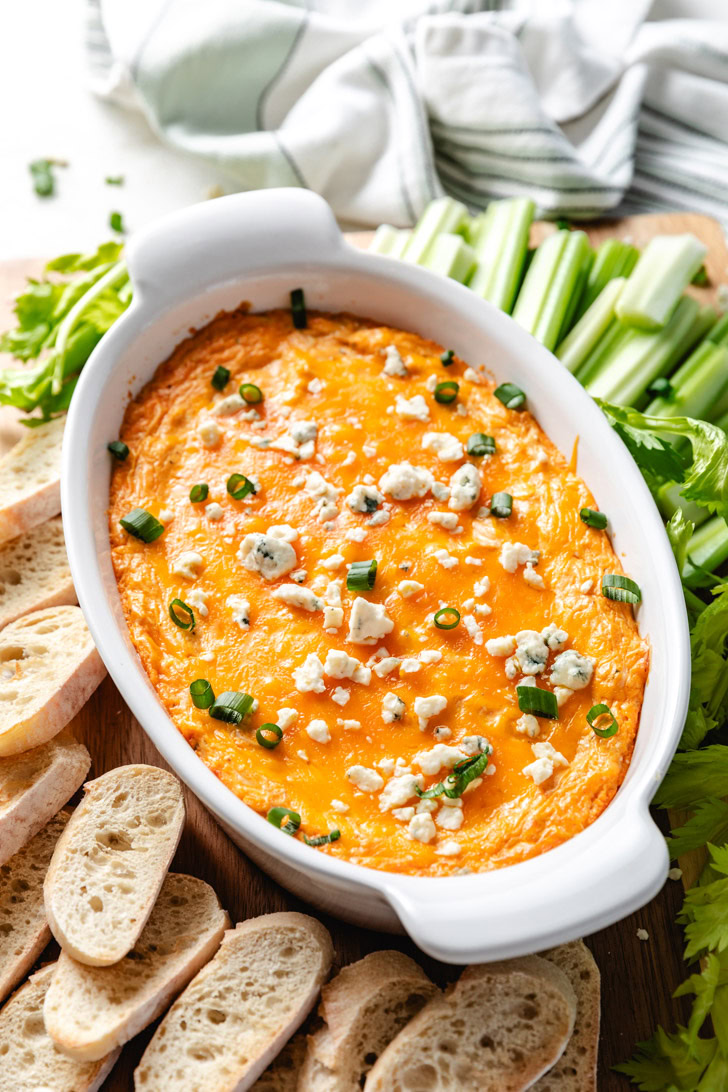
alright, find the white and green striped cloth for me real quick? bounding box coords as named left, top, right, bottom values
left=87, top=0, right=728, bottom=226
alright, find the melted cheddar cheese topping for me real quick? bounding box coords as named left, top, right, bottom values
left=109, top=307, right=648, bottom=877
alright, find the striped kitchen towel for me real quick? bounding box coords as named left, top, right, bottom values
left=87, top=0, right=728, bottom=226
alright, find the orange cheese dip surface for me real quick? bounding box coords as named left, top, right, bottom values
left=109, top=307, right=648, bottom=877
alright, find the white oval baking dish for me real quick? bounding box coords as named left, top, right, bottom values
left=62, top=189, right=690, bottom=965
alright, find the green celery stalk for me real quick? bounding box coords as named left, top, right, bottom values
left=615, top=233, right=707, bottom=330
left=715, top=409, right=728, bottom=433
left=573, top=319, right=633, bottom=387
left=657, top=482, right=712, bottom=529
left=557, top=249, right=595, bottom=339
left=706, top=311, right=728, bottom=346
left=555, top=277, right=626, bottom=373
left=573, top=238, right=639, bottom=321
left=468, top=197, right=534, bottom=312
left=682, top=515, right=728, bottom=585
left=368, top=225, right=411, bottom=257
left=644, top=341, right=728, bottom=422
left=401, top=197, right=469, bottom=266
left=420, top=234, right=477, bottom=283
left=511, top=229, right=592, bottom=351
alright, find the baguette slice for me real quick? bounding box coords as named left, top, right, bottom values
left=44, top=764, right=185, bottom=966
left=0, top=604, right=106, bottom=757
left=44, top=872, right=230, bottom=1061
left=531, top=940, right=601, bottom=1091
left=0, top=964, right=119, bottom=1092
left=134, top=912, right=334, bottom=1092
left=363, top=955, right=577, bottom=1092
left=0, top=728, right=90, bottom=866
left=251, top=1031, right=309, bottom=1092
left=0, top=416, right=64, bottom=545
left=298, top=950, right=438, bottom=1091
left=0, top=810, right=69, bottom=1004
left=0, top=515, right=76, bottom=630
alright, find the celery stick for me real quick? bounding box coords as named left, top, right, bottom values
left=468, top=198, right=535, bottom=313
left=420, top=234, right=477, bottom=283
left=401, top=197, right=469, bottom=265
left=573, top=320, right=633, bottom=387
left=368, top=225, right=411, bottom=257
left=555, top=278, right=626, bottom=373
left=682, top=516, right=728, bottom=585
left=706, top=312, right=728, bottom=346
left=512, top=230, right=591, bottom=351
left=558, top=250, right=595, bottom=340
left=644, top=341, right=728, bottom=422
left=615, top=234, right=707, bottom=330
left=574, top=238, right=639, bottom=320
left=657, top=482, right=711, bottom=529
left=715, top=409, right=728, bottom=433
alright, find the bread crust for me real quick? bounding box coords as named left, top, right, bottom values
left=0, top=417, right=65, bottom=545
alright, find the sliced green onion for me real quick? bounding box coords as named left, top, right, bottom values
left=440, top=350, right=454, bottom=367
left=434, top=381, right=459, bottom=404
left=240, top=383, right=263, bottom=404
left=291, top=288, right=307, bottom=329
left=107, top=440, right=129, bottom=461
left=494, top=382, right=526, bottom=410
left=227, top=473, right=255, bottom=500
left=256, top=723, right=283, bottom=749
left=602, top=573, right=642, bottom=605
left=517, top=685, right=558, bottom=719
left=170, top=599, right=196, bottom=632
left=466, top=433, right=496, bottom=457
left=415, top=751, right=490, bottom=800
left=491, top=493, right=513, bottom=519
left=119, top=508, right=164, bottom=543
left=210, top=691, right=255, bottom=724
left=347, top=560, right=377, bottom=592
left=190, top=678, right=214, bottom=709
left=587, top=703, right=619, bottom=738
left=267, top=806, right=301, bottom=836
left=190, top=483, right=209, bottom=503
left=304, top=830, right=341, bottom=847
left=211, top=365, right=230, bottom=391
left=109, top=211, right=125, bottom=234
left=580, top=507, right=607, bottom=530
left=434, top=607, right=460, bottom=630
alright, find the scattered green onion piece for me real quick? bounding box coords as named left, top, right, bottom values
left=211, top=365, right=230, bottom=390
left=415, top=751, right=490, bottom=800
left=555, top=218, right=571, bottom=231
left=491, top=492, right=513, bottom=518
left=105, top=175, right=124, bottom=186
left=119, top=507, right=164, bottom=543
left=692, top=264, right=709, bottom=286
left=434, top=380, right=459, bottom=404
left=291, top=288, right=307, bottom=329
left=580, top=507, right=607, bottom=530
left=434, top=607, right=460, bottom=630
left=517, top=685, right=558, bottom=719
left=466, top=433, right=496, bottom=457
left=267, top=807, right=301, bottom=836
left=646, top=376, right=674, bottom=400
left=109, top=211, right=125, bottom=234
left=227, top=473, right=255, bottom=500
left=587, top=703, right=619, bottom=738
left=256, top=723, right=283, bottom=749
left=240, top=383, right=263, bottom=404
left=602, top=573, right=642, bottom=605
left=347, top=560, right=377, bottom=592
left=29, top=159, right=56, bottom=197
left=210, top=691, right=255, bottom=724
left=440, top=349, right=454, bottom=366
left=304, top=830, right=341, bottom=847
left=494, top=382, right=526, bottom=410
left=189, top=483, right=209, bottom=503
left=170, top=599, right=196, bottom=632
left=189, top=678, right=214, bottom=709
left=107, top=440, right=129, bottom=461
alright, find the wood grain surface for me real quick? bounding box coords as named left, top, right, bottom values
left=2, top=211, right=726, bottom=1089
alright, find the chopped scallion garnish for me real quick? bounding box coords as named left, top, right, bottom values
left=602, top=573, right=642, bottom=605
left=119, top=508, right=164, bottom=543
left=434, top=607, right=460, bottom=630
left=170, top=599, right=195, bottom=632
left=291, top=288, right=307, bottom=329
left=107, top=440, right=129, bottom=461
left=211, top=365, right=230, bottom=390
left=466, top=433, right=496, bottom=457
left=517, top=685, right=558, bottom=719
left=267, top=806, right=301, bottom=835
left=587, top=703, right=619, bottom=738
left=240, top=383, right=263, bottom=404
left=415, top=751, right=490, bottom=800
left=190, top=483, right=209, bottom=503
left=304, top=830, right=341, bottom=846
left=491, top=492, right=513, bottom=518
left=190, top=678, right=214, bottom=709
left=256, top=723, right=283, bottom=749
left=440, top=349, right=454, bottom=366
left=109, top=211, right=125, bottom=234
left=494, top=382, right=526, bottom=410
left=434, top=380, right=459, bottom=404
left=210, top=690, right=255, bottom=724
left=347, top=560, right=377, bottom=592
left=227, top=473, right=255, bottom=500
left=580, top=507, right=607, bottom=530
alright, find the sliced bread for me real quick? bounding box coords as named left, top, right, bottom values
left=0, top=416, right=65, bottom=546
left=251, top=1031, right=309, bottom=1092
left=298, top=950, right=438, bottom=1091
left=44, top=764, right=185, bottom=966
left=363, top=955, right=577, bottom=1092
left=0, top=728, right=90, bottom=866
left=0, top=515, right=76, bottom=630
left=134, top=911, right=334, bottom=1092
left=0, top=811, right=69, bottom=1005
left=0, top=604, right=106, bottom=757
left=531, top=940, right=601, bottom=1091
left=0, top=964, right=119, bottom=1092
left=44, top=872, right=230, bottom=1061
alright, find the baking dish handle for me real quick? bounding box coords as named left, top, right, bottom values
left=384, top=808, right=668, bottom=965
left=125, top=189, right=345, bottom=308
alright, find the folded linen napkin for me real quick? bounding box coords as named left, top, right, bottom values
left=87, top=0, right=728, bottom=226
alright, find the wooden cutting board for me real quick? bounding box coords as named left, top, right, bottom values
left=2, top=211, right=726, bottom=1090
